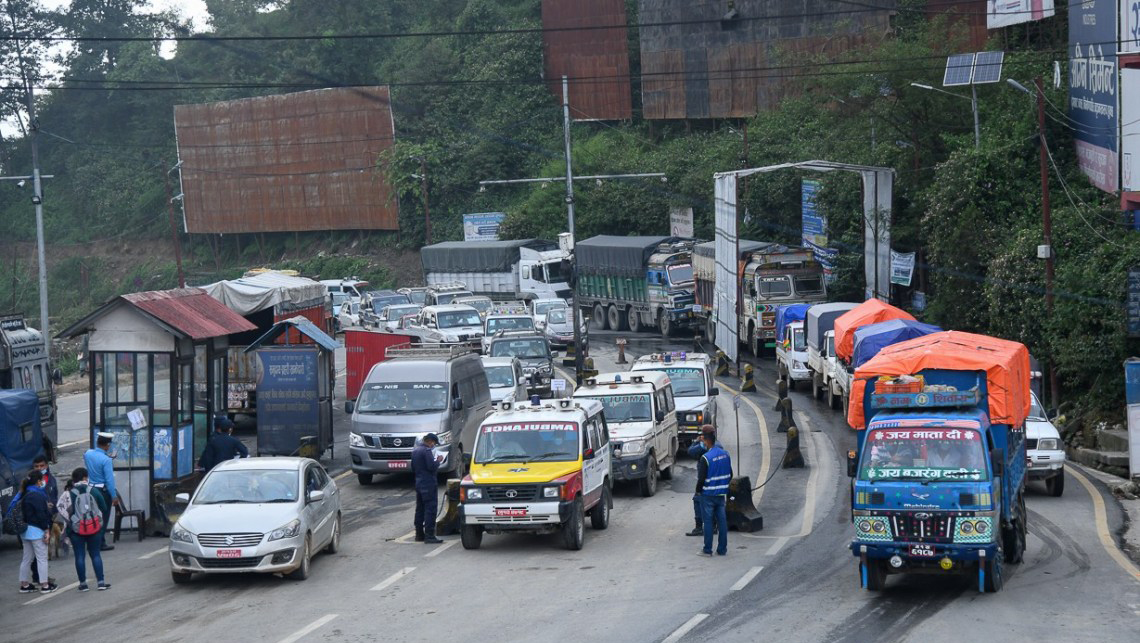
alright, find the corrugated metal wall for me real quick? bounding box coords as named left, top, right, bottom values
left=542, top=0, right=633, bottom=120
left=174, top=87, right=398, bottom=234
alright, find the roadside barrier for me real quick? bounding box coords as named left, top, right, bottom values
left=741, top=363, right=756, bottom=392
left=726, top=476, right=764, bottom=532
left=782, top=425, right=804, bottom=468
left=715, top=350, right=729, bottom=376
left=562, top=343, right=577, bottom=366
left=583, top=357, right=598, bottom=379
left=776, top=396, right=794, bottom=433
left=774, top=377, right=788, bottom=411
left=616, top=337, right=627, bottom=364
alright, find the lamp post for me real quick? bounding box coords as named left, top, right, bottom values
left=910, top=82, right=979, bottom=148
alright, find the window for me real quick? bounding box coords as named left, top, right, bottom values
left=472, top=372, right=490, bottom=404
left=305, top=467, right=321, bottom=494
left=315, top=466, right=331, bottom=488
left=744, top=276, right=756, bottom=297
left=794, top=275, right=824, bottom=296
left=664, top=387, right=675, bottom=413
left=591, top=416, right=608, bottom=447
left=654, top=390, right=667, bottom=417
left=758, top=276, right=792, bottom=297
left=459, top=378, right=476, bottom=406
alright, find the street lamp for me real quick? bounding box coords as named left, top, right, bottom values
left=910, top=82, right=979, bottom=148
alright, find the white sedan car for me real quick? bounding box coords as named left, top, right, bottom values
left=169, top=457, right=341, bottom=583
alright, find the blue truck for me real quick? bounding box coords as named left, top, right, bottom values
left=846, top=332, right=1030, bottom=593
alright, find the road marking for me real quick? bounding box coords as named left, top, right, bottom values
left=796, top=423, right=820, bottom=537
left=424, top=539, right=457, bottom=558
left=717, top=381, right=771, bottom=504
left=59, top=439, right=87, bottom=448
left=662, top=614, right=709, bottom=643
left=730, top=566, right=764, bottom=591
left=138, top=545, right=169, bottom=560
left=277, top=614, right=339, bottom=643
left=765, top=536, right=789, bottom=556
left=1068, top=465, right=1140, bottom=583
left=370, top=567, right=415, bottom=592
left=23, top=581, right=80, bottom=605
left=74, top=409, right=87, bottom=415
left=333, top=470, right=352, bottom=482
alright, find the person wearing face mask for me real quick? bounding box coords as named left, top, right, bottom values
left=83, top=432, right=119, bottom=551
left=18, top=470, right=57, bottom=594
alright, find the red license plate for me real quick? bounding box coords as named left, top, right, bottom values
left=909, top=544, right=936, bottom=558
left=494, top=508, right=528, bottom=517
left=216, top=549, right=242, bottom=558
left=387, top=460, right=410, bottom=470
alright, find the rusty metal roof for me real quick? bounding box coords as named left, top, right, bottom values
left=122, top=288, right=257, bottom=340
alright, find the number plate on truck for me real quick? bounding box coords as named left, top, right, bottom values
left=909, top=544, right=936, bottom=558
left=216, top=549, right=242, bottom=558
left=494, top=508, right=528, bottom=517
left=387, top=460, right=410, bottom=470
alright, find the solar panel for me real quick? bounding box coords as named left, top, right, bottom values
left=972, top=51, right=1005, bottom=84
left=942, top=53, right=975, bottom=87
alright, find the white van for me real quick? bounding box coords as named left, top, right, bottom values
left=631, top=352, right=718, bottom=449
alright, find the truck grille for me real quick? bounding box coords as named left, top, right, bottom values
left=485, top=485, right=541, bottom=502
left=197, top=556, right=263, bottom=569
left=369, top=436, right=415, bottom=449
left=369, top=451, right=412, bottom=460
left=197, top=533, right=264, bottom=548
left=889, top=513, right=955, bottom=543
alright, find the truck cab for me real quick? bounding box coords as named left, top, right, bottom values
left=459, top=397, right=612, bottom=550
left=774, top=304, right=811, bottom=391
left=0, top=315, right=58, bottom=458
left=411, top=305, right=484, bottom=346
left=741, top=249, right=826, bottom=356
left=643, top=241, right=698, bottom=337
left=573, top=371, right=678, bottom=497
left=630, top=352, right=718, bottom=449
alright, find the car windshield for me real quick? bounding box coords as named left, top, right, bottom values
left=195, top=469, right=299, bottom=504
left=474, top=421, right=580, bottom=463
left=858, top=428, right=987, bottom=482
left=1028, top=394, right=1047, bottom=421
left=438, top=310, right=482, bottom=328
left=406, top=291, right=427, bottom=305
left=435, top=291, right=472, bottom=305
left=535, top=301, right=563, bottom=314
left=792, top=328, right=806, bottom=352
left=383, top=305, right=420, bottom=319
left=487, top=317, right=534, bottom=333
left=462, top=299, right=492, bottom=313
left=491, top=338, right=548, bottom=359
left=578, top=393, right=652, bottom=423
left=371, top=295, right=409, bottom=311
left=758, top=276, right=792, bottom=297
left=641, top=367, right=703, bottom=397
left=546, top=308, right=568, bottom=324
left=331, top=293, right=349, bottom=306
left=484, top=365, right=517, bottom=388
left=794, top=275, right=824, bottom=295
left=667, top=263, right=694, bottom=285
left=356, top=382, right=448, bottom=413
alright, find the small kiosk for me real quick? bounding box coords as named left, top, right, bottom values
left=58, top=288, right=256, bottom=534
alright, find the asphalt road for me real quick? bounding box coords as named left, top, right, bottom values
left=3, top=331, right=1139, bottom=642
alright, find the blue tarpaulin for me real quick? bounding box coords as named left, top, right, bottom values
left=852, top=319, right=942, bottom=368
left=776, top=304, right=811, bottom=344
left=0, top=389, right=42, bottom=490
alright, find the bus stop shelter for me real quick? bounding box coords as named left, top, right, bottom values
left=57, top=288, right=256, bottom=534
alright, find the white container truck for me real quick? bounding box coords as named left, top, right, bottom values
left=421, top=239, right=571, bottom=302
left=805, top=302, right=857, bottom=403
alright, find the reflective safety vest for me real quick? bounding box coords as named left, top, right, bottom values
left=701, top=446, right=732, bottom=496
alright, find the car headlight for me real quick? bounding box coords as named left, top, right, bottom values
left=685, top=413, right=700, bottom=423
left=349, top=432, right=365, bottom=447
left=435, top=431, right=452, bottom=446
left=268, top=519, right=301, bottom=542
left=620, top=439, right=647, bottom=457
left=1037, top=438, right=1059, bottom=451
left=543, top=487, right=560, bottom=498
left=171, top=525, right=195, bottom=544
left=442, top=334, right=459, bottom=342
left=793, top=361, right=805, bottom=370
left=466, top=488, right=484, bottom=501
left=960, top=521, right=974, bottom=534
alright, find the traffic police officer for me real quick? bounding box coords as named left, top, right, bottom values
left=198, top=416, right=249, bottom=472
left=83, top=432, right=119, bottom=551
left=696, top=430, right=732, bottom=556
left=411, top=433, right=443, bottom=544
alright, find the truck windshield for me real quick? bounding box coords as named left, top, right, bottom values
left=356, top=382, right=448, bottom=413
left=667, top=263, right=694, bottom=285
left=641, top=368, right=704, bottom=397
left=794, top=275, right=823, bottom=295
left=578, top=394, right=652, bottom=423
left=758, top=276, right=792, bottom=297
left=487, top=317, right=535, bottom=334
left=491, top=339, right=548, bottom=359
left=475, top=422, right=580, bottom=463
left=484, top=365, right=517, bottom=389
left=859, top=427, right=987, bottom=482
left=544, top=261, right=566, bottom=283
left=534, top=301, right=563, bottom=315
left=438, top=311, right=482, bottom=328
left=792, top=328, right=806, bottom=352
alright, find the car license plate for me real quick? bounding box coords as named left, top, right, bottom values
left=909, top=544, right=936, bottom=558
left=494, top=508, right=527, bottom=517
left=216, top=549, right=242, bottom=558
left=387, top=460, right=410, bottom=470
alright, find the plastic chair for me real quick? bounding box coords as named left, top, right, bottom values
left=113, top=496, right=146, bottom=543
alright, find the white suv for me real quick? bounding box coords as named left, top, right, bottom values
left=631, top=352, right=718, bottom=450
left=1026, top=392, right=1066, bottom=496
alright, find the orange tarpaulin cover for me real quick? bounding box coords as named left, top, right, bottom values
left=847, top=331, right=1031, bottom=430
left=833, top=300, right=915, bottom=361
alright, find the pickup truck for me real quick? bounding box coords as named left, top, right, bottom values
left=806, top=303, right=857, bottom=402
left=847, top=330, right=1030, bottom=593
left=775, top=304, right=811, bottom=391
left=631, top=351, right=719, bottom=449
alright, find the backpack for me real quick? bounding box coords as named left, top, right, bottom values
left=70, top=485, right=102, bottom=536
left=3, top=494, right=27, bottom=536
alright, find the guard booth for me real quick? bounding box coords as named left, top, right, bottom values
left=244, top=317, right=337, bottom=459
left=57, top=289, right=256, bottom=534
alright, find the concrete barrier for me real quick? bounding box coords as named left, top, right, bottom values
left=726, top=476, right=764, bottom=532
left=435, top=480, right=462, bottom=536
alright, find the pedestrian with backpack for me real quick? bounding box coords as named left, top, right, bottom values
left=16, top=470, right=57, bottom=594
left=67, top=467, right=109, bottom=592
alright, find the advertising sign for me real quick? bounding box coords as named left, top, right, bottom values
left=1122, top=68, right=1140, bottom=191
left=1128, top=266, right=1140, bottom=337
left=1123, top=0, right=1140, bottom=54
left=1070, top=0, right=1119, bottom=193
left=256, top=348, right=320, bottom=456
left=890, top=250, right=916, bottom=286
left=1126, top=358, right=1140, bottom=478
left=987, top=0, right=1054, bottom=29
left=801, top=179, right=827, bottom=246
left=803, top=238, right=838, bottom=284
left=669, top=206, right=694, bottom=238
left=463, top=212, right=506, bottom=242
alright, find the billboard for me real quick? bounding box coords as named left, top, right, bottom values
left=463, top=213, right=505, bottom=242
left=987, top=0, right=1054, bottom=29
left=1069, top=0, right=1119, bottom=193
left=669, top=207, right=694, bottom=238
left=1123, top=0, right=1140, bottom=54
left=1124, top=69, right=1140, bottom=191
left=542, top=0, right=632, bottom=121
left=174, top=87, right=398, bottom=233
left=801, top=179, right=827, bottom=247
left=256, top=348, right=320, bottom=456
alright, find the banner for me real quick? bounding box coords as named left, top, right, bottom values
left=987, top=0, right=1054, bottom=30
left=1123, top=0, right=1140, bottom=54
left=669, top=206, right=694, bottom=238
left=801, top=179, right=827, bottom=247
left=861, top=169, right=892, bottom=301
left=803, top=238, right=838, bottom=284
left=1069, top=0, right=1118, bottom=193
left=713, top=174, right=739, bottom=363
left=463, top=212, right=506, bottom=242
left=890, top=250, right=916, bottom=286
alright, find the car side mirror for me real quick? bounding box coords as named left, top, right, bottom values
left=990, top=448, right=1005, bottom=478
left=175, top=493, right=190, bottom=504
left=846, top=450, right=857, bottom=478
left=582, top=448, right=595, bottom=460
left=51, top=368, right=62, bottom=385
left=1046, top=408, right=1058, bottom=421
left=518, top=376, right=527, bottom=386
left=307, top=489, right=325, bottom=503
left=344, top=400, right=355, bottom=414
left=709, top=387, right=720, bottom=396
left=452, top=397, right=464, bottom=411
left=655, top=410, right=665, bottom=423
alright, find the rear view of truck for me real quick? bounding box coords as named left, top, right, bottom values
left=846, top=331, right=1030, bottom=593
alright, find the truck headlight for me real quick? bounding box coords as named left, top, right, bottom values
left=349, top=432, right=365, bottom=447
left=620, top=439, right=647, bottom=457
left=1037, top=438, right=1059, bottom=451
left=435, top=431, right=452, bottom=446
left=268, top=519, right=301, bottom=542
left=465, top=488, right=483, bottom=501
left=543, top=487, right=560, bottom=498
left=793, top=361, right=805, bottom=370
left=686, top=413, right=700, bottom=423
left=171, top=525, right=195, bottom=544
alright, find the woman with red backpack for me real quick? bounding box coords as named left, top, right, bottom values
left=68, top=467, right=110, bottom=592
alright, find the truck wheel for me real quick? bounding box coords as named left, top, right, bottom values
left=828, top=386, right=840, bottom=410
left=812, top=372, right=822, bottom=399
left=627, top=307, right=642, bottom=333
left=562, top=499, right=585, bottom=550
left=1003, top=495, right=1027, bottom=564
left=607, top=305, right=625, bottom=331
left=1046, top=469, right=1065, bottom=497
left=982, top=550, right=1004, bottom=592
left=448, top=446, right=467, bottom=480
left=841, top=393, right=850, bottom=419
left=590, top=485, right=611, bottom=530
left=658, top=310, right=673, bottom=337
left=706, top=317, right=716, bottom=342
left=863, top=560, right=886, bottom=591
left=593, top=304, right=607, bottom=330
left=461, top=525, right=483, bottom=550
left=639, top=454, right=659, bottom=497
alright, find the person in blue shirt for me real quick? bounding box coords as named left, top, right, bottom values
left=83, top=432, right=119, bottom=551
left=696, top=430, right=732, bottom=557
left=17, top=470, right=57, bottom=594
left=411, top=433, right=443, bottom=545
left=686, top=425, right=721, bottom=537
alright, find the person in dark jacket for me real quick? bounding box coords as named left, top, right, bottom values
left=411, top=433, right=443, bottom=544
left=686, top=425, right=721, bottom=537
left=198, top=416, right=249, bottom=472
left=17, top=471, right=57, bottom=594
left=31, top=454, right=58, bottom=585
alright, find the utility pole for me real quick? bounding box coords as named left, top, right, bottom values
left=164, top=163, right=186, bottom=288
left=1035, top=76, right=1060, bottom=407
left=26, top=81, right=49, bottom=353
left=562, top=76, right=582, bottom=382
left=420, top=158, right=432, bottom=245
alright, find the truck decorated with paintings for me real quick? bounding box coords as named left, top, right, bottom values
left=575, top=236, right=696, bottom=337
left=740, top=245, right=826, bottom=355
left=421, top=239, right=572, bottom=302
left=0, top=314, right=58, bottom=457
left=846, top=331, right=1030, bottom=593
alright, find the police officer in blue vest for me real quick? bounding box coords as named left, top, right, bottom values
left=696, top=430, right=732, bottom=556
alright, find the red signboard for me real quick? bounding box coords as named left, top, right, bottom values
left=344, top=330, right=414, bottom=401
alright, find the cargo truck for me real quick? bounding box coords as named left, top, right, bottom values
left=831, top=318, right=942, bottom=413
left=575, top=236, right=697, bottom=337
left=692, top=239, right=772, bottom=340
left=806, top=303, right=858, bottom=403
left=741, top=246, right=827, bottom=356
left=827, top=300, right=916, bottom=414
left=421, top=239, right=571, bottom=302
left=0, top=315, right=58, bottom=458
left=846, top=331, right=1030, bottom=593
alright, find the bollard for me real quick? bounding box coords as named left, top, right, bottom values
left=725, top=476, right=764, bottom=532
left=436, top=479, right=462, bottom=536
left=774, top=378, right=788, bottom=411
left=562, top=342, right=577, bottom=366
left=715, top=351, right=729, bottom=376
left=776, top=397, right=794, bottom=433
left=583, top=356, right=598, bottom=379
left=692, top=330, right=703, bottom=353
left=782, top=425, right=804, bottom=468
left=741, top=363, right=756, bottom=392
left=616, top=337, right=627, bottom=364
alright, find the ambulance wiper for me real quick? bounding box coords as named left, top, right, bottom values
left=527, top=452, right=571, bottom=462
left=482, top=454, right=529, bottom=463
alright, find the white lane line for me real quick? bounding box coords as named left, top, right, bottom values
left=424, top=539, right=457, bottom=558
left=765, top=536, right=789, bottom=556
left=717, top=382, right=770, bottom=505
left=730, top=566, right=764, bottom=591
left=370, top=567, right=415, bottom=592
left=662, top=614, right=709, bottom=643
left=394, top=529, right=417, bottom=544
left=333, top=470, right=352, bottom=482
left=23, top=581, right=81, bottom=605
left=59, top=439, right=87, bottom=448
left=796, top=423, right=820, bottom=537
left=138, top=545, right=169, bottom=560
left=1068, top=465, right=1140, bottom=583
left=276, top=614, right=339, bottom=643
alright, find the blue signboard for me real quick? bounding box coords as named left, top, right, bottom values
left=872, top=390, right=980, bottom=410
left=463, top=212, right=506, bottom=242
left=803, top=238, right=838, bottom=284
left=801, top=179, right=826, bottom=246
left=256, top=349, right=320, bottom=456
left=1069, top=0, right=1118, bottom=192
